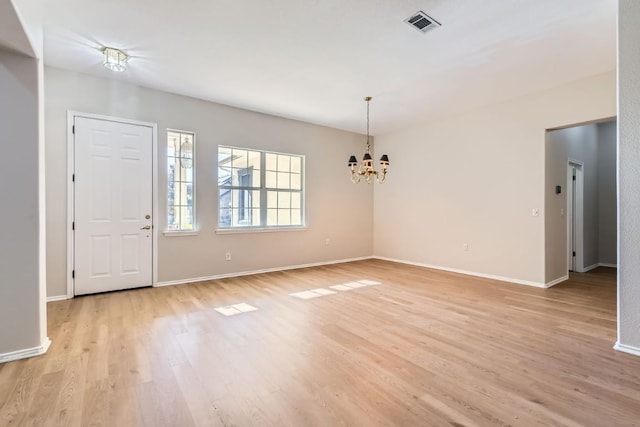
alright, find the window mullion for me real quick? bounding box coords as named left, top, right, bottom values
left=260, top=152, right=267, bottom=226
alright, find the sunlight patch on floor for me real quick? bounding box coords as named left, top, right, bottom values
left=289, top=288, right=337, bottom=299
left=214, top=303, right=259, bottom=316
left=329, top=280, right=381, bottom=291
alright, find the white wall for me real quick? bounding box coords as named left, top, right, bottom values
left=617, top=0, right=640, bottom=354
left=597, top=121, right=617, bottom=266
left=374, top=71, right=616, bottom=286
left=44, top=67, right=373, bottom=297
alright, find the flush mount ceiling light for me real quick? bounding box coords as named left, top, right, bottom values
left=102, top=47, right=128, bottom=72
left=348, top=97, right=389, bottom=184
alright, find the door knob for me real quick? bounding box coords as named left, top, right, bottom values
left=140, top=225, right=151, bottom=230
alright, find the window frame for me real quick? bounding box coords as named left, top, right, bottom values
left=165, top=129, right=197, bottom=235
left=217, top=145, right=306, bottom=232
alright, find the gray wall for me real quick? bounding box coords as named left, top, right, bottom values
left=618, top=0, right=640, bottom=353
left=597, top=121, right=617, bottom=266
left=45, top=67, right=374, bottom=297
left=0, top=48, right=44, bottom=354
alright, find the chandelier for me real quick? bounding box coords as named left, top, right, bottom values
left=348, top=96, right=389, bottom=184
left=180, top=135, right=193, bottom=169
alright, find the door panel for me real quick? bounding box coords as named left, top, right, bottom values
left=74, top=117, right=153, bottom=295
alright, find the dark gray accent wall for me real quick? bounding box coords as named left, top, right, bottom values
left=597, top=121, right=617, bottom=266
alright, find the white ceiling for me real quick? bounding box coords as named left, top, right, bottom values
left=42, top=0, right=617, bottom=135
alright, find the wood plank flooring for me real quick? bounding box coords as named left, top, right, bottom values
left=1, top=260, right=639, bottom=426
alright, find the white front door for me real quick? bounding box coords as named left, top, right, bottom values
left=74, top=116, right=153, bottom=295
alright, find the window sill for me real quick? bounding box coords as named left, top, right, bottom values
left=215, top=226, right=307, bottom=235
left=163, top=230, right=199, bottom=237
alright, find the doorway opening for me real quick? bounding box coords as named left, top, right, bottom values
left=544, top=118, right=617, bottom=285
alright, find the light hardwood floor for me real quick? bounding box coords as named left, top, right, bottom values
left=1, top=260, right=639, bottom=426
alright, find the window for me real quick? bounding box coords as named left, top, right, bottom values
left=167, top=130, right=195, bottom=231
left=218, top=146, right=304, bottom=229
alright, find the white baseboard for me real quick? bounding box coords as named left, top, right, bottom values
left=545, top=275, right=569, bottom=287
left=614, top=342, right=640, bottom=357
left=0, top=337, right=51, bottom=364
left=581, top=263, right=600, bottom=273
left=155, top=256, right=374, bottom=287
left=372, top=256, right=549, bottom=288
left=47, top=295, right=69, bottom=302
left=599, top=263, right=617, bottom=268
left=578, top=263, right=616, bottom=273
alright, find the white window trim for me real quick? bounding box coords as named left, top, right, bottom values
left=214, top=226, right=308, bottom=235
left=166, top=129, right=197, bottom=233
left=163, top=230, right=200, bottom=237
left=218, top=145, right=305, bottom=230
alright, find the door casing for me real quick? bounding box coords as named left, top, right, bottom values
left=567, top=160, right=584, bottom=274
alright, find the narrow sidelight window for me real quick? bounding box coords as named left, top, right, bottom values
left=167, top=130, right=195, bottom=231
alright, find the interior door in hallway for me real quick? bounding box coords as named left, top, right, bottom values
left=73, top=116, right=153, bottom=295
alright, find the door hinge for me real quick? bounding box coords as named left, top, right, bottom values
left=573, top=175, right=576, bottom=181
left=573, top=251, right=576, bottom=256
left=72, top=221, right=75, bottom=230
left=72, top=270, right=75, bottom=279
left=72, top=125, right=75, bottom=134
left=72, top=174, right=75, bottom=182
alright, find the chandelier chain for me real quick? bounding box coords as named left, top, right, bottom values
left=365, top=97, right=371, bottom=153
left=367, top=97, right=371, bottom=153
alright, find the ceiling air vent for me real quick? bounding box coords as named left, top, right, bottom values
left=405, top=11, right=441, bottom=34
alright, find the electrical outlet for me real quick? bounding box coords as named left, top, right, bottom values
left=532, top=208, right=539, bottom=217
left=463, top=243, right=469, bottom=252
left=225, top=252, right=231, bottom=261
left=325, top=238, right=330, bottom=246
